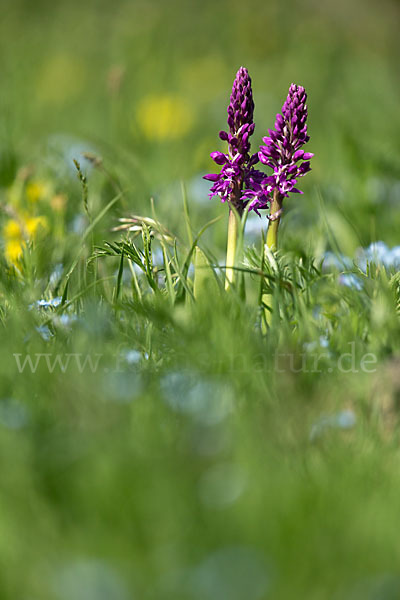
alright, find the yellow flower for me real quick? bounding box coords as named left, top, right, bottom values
left=3, top=219, right=22, bottom=240
left=2, top=214, right=47, bottom=266
left=26, top=180, right=51, bottom=203
left=135, top=94, right=194, bottom=141
left=25, top=216, right=47, bottom=237
left=5, top=239, right=24, bottom=264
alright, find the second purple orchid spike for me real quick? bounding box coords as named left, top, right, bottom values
left=243, top=82, right=314, bottom=245
left=262, top=83, right=314, bottom=250
left=259, top=83, right=314, bottom=199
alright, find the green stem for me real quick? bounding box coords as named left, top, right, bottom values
left=225, top=206, right=239, bottom=290
left=266, top=190, right=282, bottom=250
left=261, top=190, right=283, bottom=331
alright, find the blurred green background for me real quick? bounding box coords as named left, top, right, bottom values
left=1, top=0, right=400, bottom=598
left=1, top=0, right=400, bottom=244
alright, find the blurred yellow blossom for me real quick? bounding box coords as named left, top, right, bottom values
left=5, top=239, right=24, bottom=264
left=2, top=214, right=47, bottom=267
left=25, top=216, right=47, bottom=237
left=26, top=180, right=51, bottom=203
left=3, top=219, right=22, bottom=240
left=135, top=94, right=194, bottom=141
left=3, top=218, right=24, bottom=265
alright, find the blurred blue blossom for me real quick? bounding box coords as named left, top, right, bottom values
left=188, top=174, right=213, bottom=204
left=161, top=373, right=233, bottom=425
left=198, top=462, right=247, bottom=508
left=124, top=349, right=142, bottom=364
left=187, top=546, right=270, bottom=600
left=57, top=314, right=78, bottom=327
left=103, top=371, right=143, bottom=403
left=245, top=213, right=267, bottom=238
left=70, top=214, right=87, bottom=234
left=324, top=242, right=400, bottom=286
left=46, top=134, right=97, bottom=178
left=36, top=325, right=53, bottom=341
left=0, top=398, right=29, bottom=430
left=36, top=297, right=62, bottom=309
left=322, top=241, right=400, bottom=290
left=323, top=251, right=353, bottom=270
left=310, top=409, right=356, bottom=441
left=339, top=273, right=363, bottom=290
left=49, top=263, right=64, bottom=287
left=303, top=335, right=330, bottom=353
left=53, top=559, right=129, bottom=600
left=357, top=241, right=400, bottom=271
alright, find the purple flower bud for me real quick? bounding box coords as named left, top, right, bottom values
left=241, top=132, right=249, bottom=147
left=203, top=173, right=220, bottom=182
left=275, top=113, right=285, bottom=131
left=293, top=149, right=305, bottom=161
left=210, top=151, right=227, bottom=165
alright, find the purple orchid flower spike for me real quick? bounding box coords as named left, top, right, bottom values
left=243, top=83, right=313, bottom=252
left=203, top=66, right=268, bottom=290
left=203, top=66, right=265, bottom=215
left=259, top=83, right=314, bottom=199
left=255, top=84, right=314, bottom=331
left=273, top=87, right=313, bottom=256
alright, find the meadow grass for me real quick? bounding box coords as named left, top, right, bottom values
left=1, top=0, right=400, bottom=598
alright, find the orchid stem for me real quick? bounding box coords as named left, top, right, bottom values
left=261, top=190, right=283, bottom=331
left=225, top=206, right=239, bottom=290
left=266, top=190, right=282, bottom=250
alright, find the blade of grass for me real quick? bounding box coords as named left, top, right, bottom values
left=113, top=248, right=125, bottom=303
left=61, top=191, right=123, bottom=296
left=181, top=180, right=193, bottom=247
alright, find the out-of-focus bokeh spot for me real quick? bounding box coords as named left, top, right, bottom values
left=26, top=180, right=52, bottom=203
left=36, top=54, right=86, bottom=106
left=135, top=94, right=195, bottom=141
